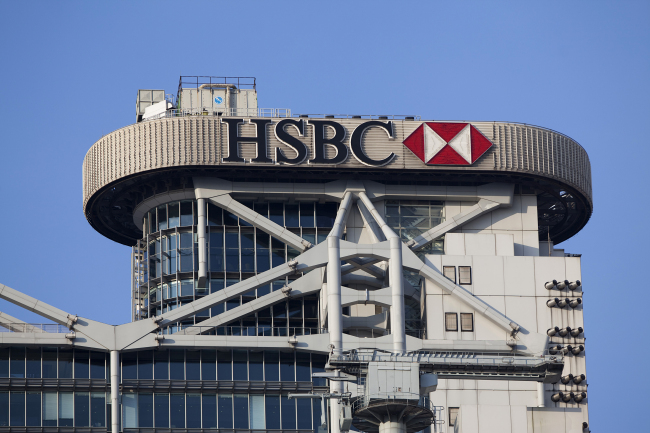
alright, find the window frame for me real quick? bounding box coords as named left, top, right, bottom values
left=445, top=313, right=458, bottom=332
left=443, top=266, right=456, bottom=284
left=449, top=407, right=459, bottom=427
left=458, top=266, right=472, bottom=285
left=460, top=313, right=474, bottom=332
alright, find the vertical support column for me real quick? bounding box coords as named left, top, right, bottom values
left=357, top=192, right=406, bottom=353
left=110, top=350, right=120, bottom=433
left=327, top=234, right=343, bottom=356
left=197, top=198, right=207, bottom=288
left=326, top=192, right=353, bottom=357
left=537, top=382, right=545, bottom=407
left=130, top=247, right=135, bottom=322
left=330, top=388, right=343, bottom=433
left=388, top=236, right=405, bottom=352
left=327, top=191, right=353, bottom=433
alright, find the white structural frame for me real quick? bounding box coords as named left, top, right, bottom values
left=1, top=178, right=557, bottom=433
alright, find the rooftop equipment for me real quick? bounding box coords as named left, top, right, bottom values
left=135, top=89, right=165, bottom=122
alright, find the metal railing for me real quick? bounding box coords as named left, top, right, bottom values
left=353, top=392, right=434, bottom=413
left=173, top=326, right=326, bottom=336
left=342, top=328, right=425, bottom=338
left=331, top=348, right=564, bottom=365
left=178, top=75, right=257, bottom=92
left=294, top=114, right=422, bottom=120
left=0, top=323, right=68, bottom=333
left=142, top=107, right=291, bottom=121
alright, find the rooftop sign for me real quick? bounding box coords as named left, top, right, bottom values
left=221, top=118, right=493, bottom=167
left=403, top=123, right=493, bottom=165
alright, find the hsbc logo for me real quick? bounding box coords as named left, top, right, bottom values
left=220, top=118, right=493, bottom=167
left=221, top=118, right=396, bottom=166
left=403, top=122, right=493, bottom=165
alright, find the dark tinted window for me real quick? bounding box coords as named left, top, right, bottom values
left=265, top=395, right=280, bottom=429
left=169, top=393, right=185, bottom=428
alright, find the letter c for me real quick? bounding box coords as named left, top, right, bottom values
left=350, top=121, right=395, bottom=166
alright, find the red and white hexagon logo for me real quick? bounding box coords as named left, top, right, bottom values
left=402, top=122, right=493, bottom=165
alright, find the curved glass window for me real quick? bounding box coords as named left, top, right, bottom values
left=138, top=199, right=337, bottom=328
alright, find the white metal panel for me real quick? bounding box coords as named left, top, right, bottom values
left=503, top=256, right=536, bottom=296
left=478, top=404, right=511, bottom=432
left=477, top=390, right=509, bottom=405
left=472, top=256, right=504, bottom=296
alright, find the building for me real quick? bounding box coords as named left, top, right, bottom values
left=0, top=76, right=592, bottom=432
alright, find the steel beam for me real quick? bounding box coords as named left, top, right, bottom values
left=181, top=270, right=324, bottom=335
left=357, top=192, right=406, bottom=353
left=194, top=177, right=311, bottom=252
left=0, top=283, right=73, bottom=327
left=0, top=311, right=45, bottom=333
left=407, top=198, right=501, bottom=250
left=158, top=242, right=329, bottom=326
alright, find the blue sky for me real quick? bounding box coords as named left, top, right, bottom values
left=0, top=1, right=648, bottom=430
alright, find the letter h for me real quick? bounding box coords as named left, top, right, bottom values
left=221, top=118, right=273, bottom=163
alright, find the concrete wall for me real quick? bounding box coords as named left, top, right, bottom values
left=425, top=229, right=588, bottom=432
left=454, top=405, right=587, bottom=433
left=445, top=194, right=539, bottom=256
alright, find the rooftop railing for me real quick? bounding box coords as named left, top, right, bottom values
left=142, top=107, right=291, bottom=121
left=293, top=114, right=421, bottom=120
left=0, top=323, right=68, bottom=333
left=142, top=109, right=423, bottom=122
left=171, top=326, right=326, bottom=337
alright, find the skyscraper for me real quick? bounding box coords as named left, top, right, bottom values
left=0, top=76, right=591, bottom=432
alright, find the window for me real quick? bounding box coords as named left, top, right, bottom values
left=59, top=392, right=74, bottom=427
left=26, top=392, right=40, bottom=426
left=75, top=392, right=90, bottom=427
left=10, top=392, right=25, bottom=426
left=201, top=350, right=216, bottom=381
left=384, top=200, right=444, bottom=253
left=233, top=394, right=249, bottom=428
left=443, top=266, right=456, bottom=283
left=170, top=393, right=185, bottom=428
left=449, top=407, right=459, bottom=427
left=202, top=394, right=217, bottom=428
left=459, top=266, right=472, bottom=285
left=154, top=393, right=169, bottom=427
left=445, top=313, right=458, bottom=332
left=281, top=395, right=296, bottom=429
left=42, top=393, right=57, bottom=426
left=218, top=394, right=233, bottom=428
left=250, top=395, right=265, bottom=429
left=186, top=394, right=201, bottom=428
left=265, top=395, right=281, bottom=429
left=90, top=393, right=105, bottom=427
left=460, top=313, right=474, bottom=332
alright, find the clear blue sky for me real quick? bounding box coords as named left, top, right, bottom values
left=0, top=1, right=647, bottom=430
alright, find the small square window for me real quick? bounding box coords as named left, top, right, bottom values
left=459, top=266, right=472, bottom=285
left=460, top=313, right=474, bottom=332
left=445, top=313, right=458, bottom=332
left=443, top=266, right=456, bottom=283
left=449, top=407, right=459, bottom=427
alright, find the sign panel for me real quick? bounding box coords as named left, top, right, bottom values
left=220, top=118, right=493, bottom=167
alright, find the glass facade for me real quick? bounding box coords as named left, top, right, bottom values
left=0, top=199, right=445, bottom=430
left=0, top=347, right=107, bottom=379
left=0, top=391, right=108, bottom=428
left=136, top=200, right=338, bottom=333
left=120, top=392, right=320, bottom=430
left=31, top=392, right=301, bottom=432
left=384, top=200, right=445, bottom=253
left=120, top=349, right=326, bottom=384
left=0, top=347, right=327, bottom=429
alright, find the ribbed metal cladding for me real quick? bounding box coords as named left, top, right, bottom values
left=83, top=118, right=592, bottom=211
